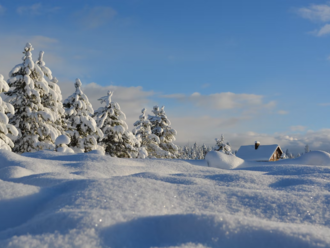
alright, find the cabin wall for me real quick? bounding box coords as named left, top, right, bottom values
left=269, top=148, right=283, bottom=161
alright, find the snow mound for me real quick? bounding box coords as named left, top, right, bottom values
left=88, top=149, right=105, bottom=155
left=57, top=146, right=75, bottom=154
left=290, top=151, right=330, bottom=166
left=205, top=151, right=244, bottom=169
left=102, top=214, right=329, bottom=248
left=0, top=166, right=34, bottom=180
left=55, top=135, right=70, bottom=145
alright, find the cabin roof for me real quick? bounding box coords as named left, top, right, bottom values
left=236, top=144, right=282, bottom=161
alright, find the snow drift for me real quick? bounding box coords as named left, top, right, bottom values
left=283, top=150, right=330, bottom=166
left=0, top=150, right=330, bottom=247
left=205, top=151, right=245, bottom=169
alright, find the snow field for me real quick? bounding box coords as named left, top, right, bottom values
left=0, top=150, right=329, bottom=247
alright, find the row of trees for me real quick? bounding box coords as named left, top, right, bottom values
left=0, top=43, right=229, bottom=159
left=0, top=43, right=181, bottom=158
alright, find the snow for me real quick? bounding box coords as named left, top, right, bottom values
left=55, top=135, right=70, bottom=145
left=205, top=151, right=244, bottom=169
left=280, top=151, right=330, bottom=166
left=0, top=150, right=330, bottom=247
left=236, top=144, right=280, bottom=161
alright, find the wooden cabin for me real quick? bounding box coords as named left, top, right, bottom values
left=236, top=141, right=283, bottom=162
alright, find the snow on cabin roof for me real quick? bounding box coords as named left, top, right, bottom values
left=236, top=144, right=281, bottom=161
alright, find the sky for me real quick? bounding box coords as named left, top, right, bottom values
left=0, top=0, right=330, bottom=153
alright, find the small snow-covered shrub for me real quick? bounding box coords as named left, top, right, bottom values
left=55, top=135, right=74, bottom=153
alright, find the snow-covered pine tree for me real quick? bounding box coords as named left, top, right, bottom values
left=63, top=78, right=103, bottom=153
left=0, top=74, right=18, bottom=151
left=214, top=134, right=232, bottom=155
left=177, top=145, right=189, bottom=159
left=280, top=152, right=287, bottom=159
left=36, top=51, right=67, bottom=133
left=133, top=108, right=170, bottom=158
left=5, top=43, right=61, bottom=153
left=202, top=143, right=208, bottom=158
left=94, top=91, right=139, bottom=158
left=305, top=144, right=310, bottom=153
left=148, top=105, right=178, bottom=158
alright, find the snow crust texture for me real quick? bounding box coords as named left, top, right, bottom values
left=0, top=150, right=330, bottom=247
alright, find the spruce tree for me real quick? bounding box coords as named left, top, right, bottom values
left=133, top=108, right=170, bottom=158
left=214, top=134, right=232, bottom=155
left=5, top=43, right=60, bottom=153
left=202, top=144, right=208, bottom=158
left=94, top=91, right=139, bottom=158
left=148, top=105, right=178, bottom=158
left=63, top=78, right=103, bottom=153
left=36, top=51, right=67, bottom=133
left=0, top=74, right=18, bottom=151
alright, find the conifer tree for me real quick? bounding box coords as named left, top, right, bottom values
left=148, top=105, right=178, bottom=158
left=5, top=43, right=60, bottom=153
left=0, top=74, right=18, bottom=151
left=94, top=91, right=139, bottom=158
left=202, top=144, right=208, bottom=158
left=305, top=144, right=310, bottom=153
left=133, top=108, right=170, bottom=158
left=214, top=134, right=232, bottom=155
left=63, top=78, right=103, bottom=153
left=36, top=51, right=67, bottom=133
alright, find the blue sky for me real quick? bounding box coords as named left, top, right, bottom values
left=0, top=0, right=330, bottom=152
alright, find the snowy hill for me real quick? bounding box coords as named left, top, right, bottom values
left=0, top=150, right=330, bottom=247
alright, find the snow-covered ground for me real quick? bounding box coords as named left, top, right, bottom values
left=0, top=150, right=330, bottom=248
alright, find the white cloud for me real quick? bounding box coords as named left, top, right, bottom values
left=174, top=124, right=330, bottom=154
left=169, top=116, right=330, bottom=153
left=75, top=6, right=117, bottom=29
left=16, top=3, right=60, bottom=15
left=297, top=4, right=330, bottom=37
left=162, top=92, right=276, bottom=111
left=16, top=3, right=59, bottom=16
left=297, top=4, right=330, bottom=22
left=315, top=23, right=330, bottom=36
left=277, top=110, right=289, bottom=115
left=17, top=3, right=42, bottom=15
left=0, top=5, right=5, bottom=15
